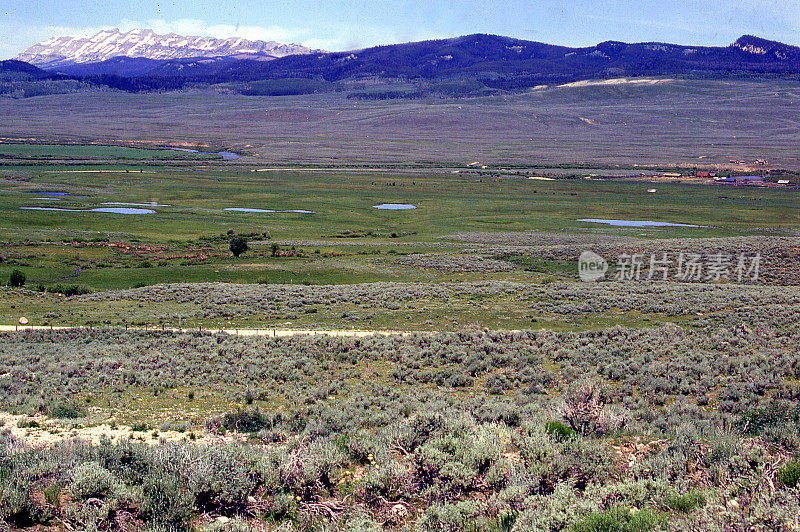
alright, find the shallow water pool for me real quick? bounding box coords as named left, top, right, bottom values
left=373, top=203, right=417, bottom=210
left=21, top=207, right=156, bottom=214
left=577, top=218, right=706, bottom=228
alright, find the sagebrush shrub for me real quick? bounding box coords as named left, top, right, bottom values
left=69, top=462, right=125, bottom=501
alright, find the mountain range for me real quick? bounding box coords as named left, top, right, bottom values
left=6, top=31, right=800, bottom=97
left=17, top=28, right=316, bottom=70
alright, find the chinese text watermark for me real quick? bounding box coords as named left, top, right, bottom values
left=578, top=251, right=761, bottom=283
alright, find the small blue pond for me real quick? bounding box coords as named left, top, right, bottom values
left=373, top=203, right=417, bottom=210
left=577, top=218, right=707, bottom=228
left=170, top=147, right=240, bottom=159
left=21, top=207, right=156, bottom=214
left=102, top=202, right=171, bottom=207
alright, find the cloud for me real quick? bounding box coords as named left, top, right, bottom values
left=115, top=18, right=309, bottom=44
left=302, top=27, right=448, bottom=52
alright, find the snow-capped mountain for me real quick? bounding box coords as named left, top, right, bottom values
left=17, top=28, right=316, bottom=69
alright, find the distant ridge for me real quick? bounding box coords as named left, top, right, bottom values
left=16, top=28, right=318, bottom=69
left=240, top=33, right=800, bottom=84
left=7, top=33, right=800, bottom=95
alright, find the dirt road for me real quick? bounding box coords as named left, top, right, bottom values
left=0, top=324, right=410, bottom=337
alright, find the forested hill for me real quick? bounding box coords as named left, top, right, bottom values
left=195, top=34, right=800, bottom=86
left=6, top=34, right=800, bottom=96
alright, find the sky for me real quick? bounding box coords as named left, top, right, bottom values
left=2, top=0, right=800, bottom=59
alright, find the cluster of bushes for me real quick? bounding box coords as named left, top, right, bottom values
left=1, top=312, right=800, bottom=529
left=77, top=281, right=522, bottom=319
left=521, top=279, right=800, bottom=317
left=398, top=254, right=516, bottom=273
left=462, top=234, right=800, bottom=286
left=75, top=275, right=800, bottom=326
left=33, top=283, right=93, bottom=296
left=3, top=315, right=800, bottom=439
left=4, top=394, right=799, bottom=530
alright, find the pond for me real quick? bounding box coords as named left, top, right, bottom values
left=224, top=208, right=316, bottom=214
left=21, top=207, right=156, bottom=214
left=224, top=207, right=276, bottom=213
left=101, top=202, right=171, bottom=207
left=92, top=207, right=157, bottom=214
left=373, top=203, right=417, bottom=210
left=170, top=147, right=241, bottom=159
left=577, top=218, right=707, bottom=227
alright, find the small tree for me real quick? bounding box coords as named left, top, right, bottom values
left=9, top=269, right=25, bottom=287
left=229, top=236, right=248, bottom=258
left=270, top=243, right=280, bottom=257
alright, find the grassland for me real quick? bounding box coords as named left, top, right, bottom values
left=1, top=78, right=800, bottom=168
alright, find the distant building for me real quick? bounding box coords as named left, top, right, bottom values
left=777, top=179, right=791, bottom=185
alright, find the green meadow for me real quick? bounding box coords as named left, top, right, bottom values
left=0, top=145, right=795, bottom=329
left=5, top=164, right=797, bottom=244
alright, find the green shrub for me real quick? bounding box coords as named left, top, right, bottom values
left=546, top=420, right=575, bottom=440
left=663, top=490, right=706, bottom=513
left=778, top=460, right=800, bottom=488
left=43, top=482, right=64, bottom=507
left=215, top=408, right=270, bottom=433
left=9, top=269, right=25, bottom=287
left=230, top=236, right=249, bottom=258
left=572, top=506, right=666, bottom=532
left=47, top=400, right=86, bottom=419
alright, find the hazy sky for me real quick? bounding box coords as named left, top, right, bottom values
left=3, top=0, right=799, bottom=59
